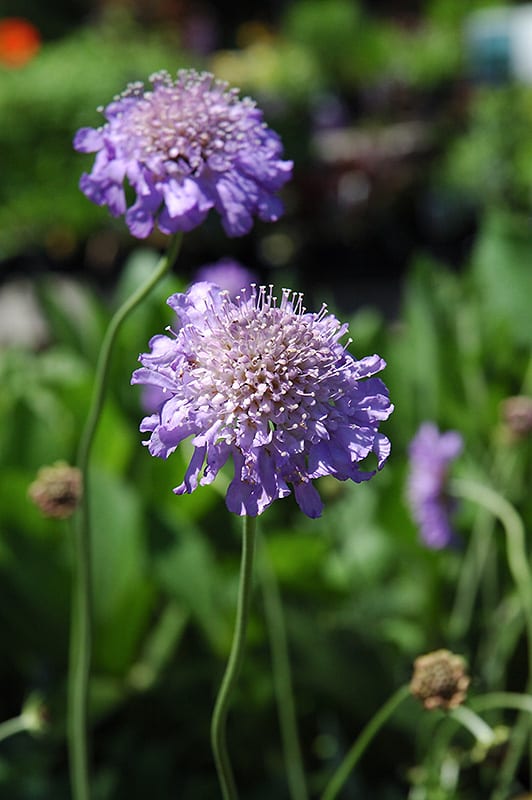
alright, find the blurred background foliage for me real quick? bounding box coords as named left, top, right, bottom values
left=1, top=0, right=532, bottom=798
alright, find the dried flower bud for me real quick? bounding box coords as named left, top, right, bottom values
left=500, top=395, right=532, bottom=439
left=410, top=649, right=470, bottom=710
left=28, top=461, right=82, bottom=519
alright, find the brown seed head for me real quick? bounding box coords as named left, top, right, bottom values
left=28, top=461, right=82, bottom=520
left=410, top=649, right=470, bottom=710
left=501, top=395, right=532, bottom=439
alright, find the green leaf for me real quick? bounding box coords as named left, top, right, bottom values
left=89, top=469, right=154, bottom=674
left=153, top=524, right=223, bottom=649
left=472, top=210, right=532, bottom=346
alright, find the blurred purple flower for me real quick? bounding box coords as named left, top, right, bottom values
left=132, top=282, right=393, bottom=518
left=193, top=258, right=257, bottom=299
left=407, top=422, right=463, bottom=549
left=74, top=69, right=292, bottom=239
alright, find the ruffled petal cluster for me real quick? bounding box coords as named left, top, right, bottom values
left=132, top=282, right=393, bottom=518
left=74, top=69, right=293, bottom=239
left=407, top=422, right=463, bottom=548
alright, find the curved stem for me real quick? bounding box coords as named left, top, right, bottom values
left=450, top=705, right=496, bottom=747
left=472, top=692, right=532, bottom=716
left=425, top=703, right=497, bottom=788
left=450, top=479, right=532, bottom=662
left=450, top=478, right=532, bottom=800
left=321, top=684, right=410, bottom=800
left=0, top=715, right=28, bottom=744
left=68, top=234, right=183, bottom=800
left=211, top=515, right=257, bottom=800
left=449, top=507, right=494, bottom=641
left=259, top=540, right=308, bottom=800
left=77, top=233, right=183, bottom=477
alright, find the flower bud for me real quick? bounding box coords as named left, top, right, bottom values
left=28, top=461, right=82, bottom=519
left=410, top=649, right=470, bottom=710
left=500, top=395, right=532, bottom=440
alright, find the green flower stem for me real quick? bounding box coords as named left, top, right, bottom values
left=450, top=705, right=496, bottom=747
left=450, top=479, right=532, bottom=662
left=68, top=234, right=183, bottom=800
left=426, top=703, right=497, bottom=788
left=259, top=540, right=308, bottom=800
left=472, top=691, right=532, bottom=792
left=450, top=479, right=532, bottom=800
left=449, top=441, right=520, bottom=645
left=321, top=684, right=411, bottom=800
left=471, top=692, right=532, bottom=716
left=492, top=715, right=530, bottom=800
left=211, top=515, right=258, bottom=800
left=449, top=507, right=495, bottom=641
left=0, top=715, right=29, bottom=744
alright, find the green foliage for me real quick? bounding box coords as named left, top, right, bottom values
left=282, top=0, right=365, bottom=85
left=3, top=226, right=530, bottom=796
left=282, top=0, right=462, bottom=88
left=443, top=85, right=532, bottom=213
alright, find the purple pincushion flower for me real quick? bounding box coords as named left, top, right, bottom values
left=132, top=283, right=393, bottom=518
left=140, top=257, right=257, bottom=413
left=74, top=69, right=293, bottom=239
left=407, top=423, right=463, bottom=549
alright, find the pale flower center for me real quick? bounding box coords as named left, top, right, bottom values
left=112, top=71, right=259, bottom=175
left=181, top=289, right=347, bottom=443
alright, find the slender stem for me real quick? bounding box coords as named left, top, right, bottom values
left=259, top=540, right=308, bottom=800
left=472, top=692, right=532, bottom=716
left=321, top=684, right=410, bottom=800
left=448, top=508, right=494, bottom=641
left=450, top=705, right=496, bottom=747
left=77, top=233, right=183, bottom=477
left=68, top=512, right=91, bottom=800
left=450, top=479, right=532, bottom=664
left=450, top=478, right=532, bottom=800
left=68, top=234, right=183, bottom=800
left=426, top=703, right=497, bottom=788
left=0, top=715, right=28, bottom=744
left=211, top=515, right=258, bottom=800
left=471, top=691, right=532, bottom=795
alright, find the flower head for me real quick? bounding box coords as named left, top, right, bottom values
left=410, top=649, right=470, bottom=710
left=28, top=461, right=83, bottom=519
left=74, top=69, right=293, bottom=239
left=193, top=258, right=257, bottom=299
left=500, top=395, right=532, bottom=440
left=132, top=283, right=392, bottom=518
left=407, top=422, right=463, bottom=549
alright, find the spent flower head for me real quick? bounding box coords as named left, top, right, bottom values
left=500, top=395, right=532, bottom=440
left=28, top=461, right=83, bottom=519
left=132, top=283, right=393, bottom=518
left=407, top=422, right=462, bottom=549
left=74, top=69, right=293, bottom=239
left=410, top=649, right=470, bottom=710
